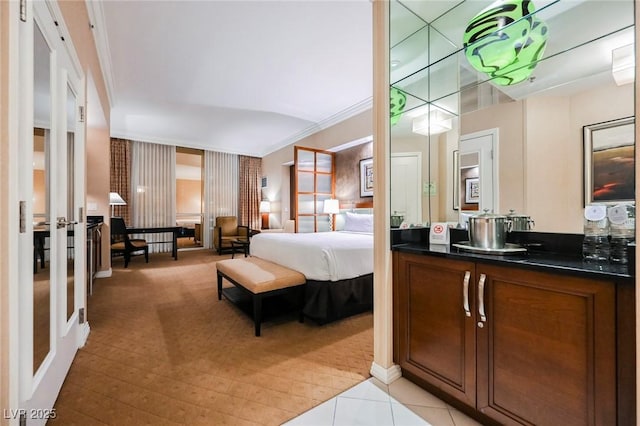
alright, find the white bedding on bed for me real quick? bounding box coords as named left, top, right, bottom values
left=249, top=231, right=373, bottom=281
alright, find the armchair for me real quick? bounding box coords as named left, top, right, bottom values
left=213, top=216, right=250, bottom=255
left=110, top=217, right=149, bottom=267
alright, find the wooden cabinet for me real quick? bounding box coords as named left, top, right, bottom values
left=394, top=252, right=619, bottom=426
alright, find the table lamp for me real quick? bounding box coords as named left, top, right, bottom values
left=109, top=192, right=126, bottom=217
left=324, top=199, right=339, bottom=231
left=259, top=200, right=271, bottom=229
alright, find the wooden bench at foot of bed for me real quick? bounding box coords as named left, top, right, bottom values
left=216, top=257, right=307, bottom=336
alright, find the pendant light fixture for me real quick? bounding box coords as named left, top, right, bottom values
left=463, top=0, right=548, bottom=86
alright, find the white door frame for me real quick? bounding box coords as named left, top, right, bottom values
left=459, top=128, right=499, bottom=214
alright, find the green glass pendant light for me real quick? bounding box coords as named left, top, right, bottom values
left=390, top=86, right=407, bottom=126
left=463, top=0, right=548, bottom=86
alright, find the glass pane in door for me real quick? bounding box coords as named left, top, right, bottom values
left=33, top=23, right=51, bottom=374
left=66, top=84, right=76, bottom=321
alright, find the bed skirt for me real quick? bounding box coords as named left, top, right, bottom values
left=303, top=273, right=373, bottom=325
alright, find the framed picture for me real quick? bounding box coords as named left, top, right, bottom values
left=584, top=116, right=635, bottom=205
left=465, top=177, right=479, bottom=204
left=359, top=157, right=373, bottom=197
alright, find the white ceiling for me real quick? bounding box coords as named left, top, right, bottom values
left=90, top=0, right=373, bottom=157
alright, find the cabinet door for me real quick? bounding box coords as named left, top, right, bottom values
left=476, top=264, right=616, bottom=426
left=394, top=252, right=477, bottom=407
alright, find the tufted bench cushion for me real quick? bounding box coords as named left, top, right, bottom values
left=216, top=257, right=306, bottom=336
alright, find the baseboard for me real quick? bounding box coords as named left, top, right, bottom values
left=370, top=362, right=402, bottom=385
left=95, top=268, right=112, bottom=278
left=78, top=322, right=90, bottom=348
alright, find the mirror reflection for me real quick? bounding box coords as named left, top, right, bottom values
left=389, top=0, right=635, bottom=233
left=33, top=22, right=51, bottom=374
left=66, top=84, right=76, bottom=322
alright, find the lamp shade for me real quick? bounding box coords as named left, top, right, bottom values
left=259, top=201, right=271, bottom=213
left=109, top=192, right=126, bottom=205
left=463, top=0, right=548, bottom=86
left=323, top=199, right=340, bottom=214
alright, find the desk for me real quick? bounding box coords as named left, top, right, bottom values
left=127, top=226, right=180, bottom=260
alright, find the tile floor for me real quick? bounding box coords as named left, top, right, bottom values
left=283, top=377, right=484, bottom=426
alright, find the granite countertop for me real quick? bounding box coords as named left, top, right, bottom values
left=391, top=228, right=635, bottom=282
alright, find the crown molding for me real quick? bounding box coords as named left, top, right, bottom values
left=260, top=96, right=373, bottom=157
left=86, top=0, right=116, bottom=107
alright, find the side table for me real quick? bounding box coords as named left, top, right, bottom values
left=231, top=239, right=250, bottom=259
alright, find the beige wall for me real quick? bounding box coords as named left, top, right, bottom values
left=335, top=141, right=374, bottom=206
left=261, top=109, right=373, bottom=228
left=176, top=179, right=202, bottom=214
left=453, top=81, right=632, bottom=233
left=58, top=1, right=112, bottom=270
left=85, top=123, right=111, bottom=269
left=461, top=100, right=526, bottom=217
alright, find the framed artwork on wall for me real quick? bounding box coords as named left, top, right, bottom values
left=360, top=157, right=373, bottom=197
left=465, top=177, right=479, bottom=204
left=583, top=116, right=635, bottom=205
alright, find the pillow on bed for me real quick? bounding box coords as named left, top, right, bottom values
left=344, top=212, right=373, bottom=233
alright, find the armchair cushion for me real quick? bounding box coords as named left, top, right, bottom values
left=213, top=216, right=251, bottom=254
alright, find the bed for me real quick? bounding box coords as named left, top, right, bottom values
left=250, top=213, right=374, bottom=324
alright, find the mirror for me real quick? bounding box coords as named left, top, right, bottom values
left=33, top=22, right=51, bottom=374
left=390, top=0, right=635, bottom=233
left=66, top=83, right=76, bottom=321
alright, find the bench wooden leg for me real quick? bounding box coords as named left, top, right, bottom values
left=253, top=294, right=262, bottom=337
left=217, top=272, right=223, bottom=300
left=298, top=286, right=305, bottom=323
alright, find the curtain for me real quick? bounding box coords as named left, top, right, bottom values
left=110, top=138, right=131, bottom=223
left=130, top=141, right=176, bottom=252
left=203, top=151, right=239, bottom=249
left=239, top=156, right=261, bottom=231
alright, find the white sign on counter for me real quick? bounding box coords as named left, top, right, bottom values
left=429, top=222, right=450, bottom=245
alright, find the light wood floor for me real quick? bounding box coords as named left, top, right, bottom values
left=50, top=250, right=373, bottom=425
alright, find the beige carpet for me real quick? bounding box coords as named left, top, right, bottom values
left=51, top=250, right=373, bottom=425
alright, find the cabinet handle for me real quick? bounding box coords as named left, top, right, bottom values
left=478, top=273, right=487, bottom=323
left=462, top=271, right=471, bottom=317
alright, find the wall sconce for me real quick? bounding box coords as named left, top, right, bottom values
left=612, top=44, right=635, bottom=86
left=259, top=200, right=271, bottom=229
left=412, top=109, right=453, bottom=136
left=323, top=199, right=340, bottom=231
left=109, top=192, right=126, bottom=217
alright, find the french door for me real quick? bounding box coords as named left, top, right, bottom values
left=16, top=2, right=87, bottom=424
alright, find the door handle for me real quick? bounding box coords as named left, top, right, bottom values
left=462, top=271, right=471, bottom=317
left=478, top=273, right=487, bottom=324
left=57, top=217, right=78, bottom=229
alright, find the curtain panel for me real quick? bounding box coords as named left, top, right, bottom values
left=239, top=156, right=262, bottom=231
left=203, top=151, right=239, bottom=249
left=130, top=141, right=176, bottom=253
left=110, top=138, right=131, bottom=223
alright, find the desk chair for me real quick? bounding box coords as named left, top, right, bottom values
left=110, top=217, right=149, bottom=267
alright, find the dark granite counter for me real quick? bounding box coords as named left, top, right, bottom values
left=392, top=227, right=635, bottom=282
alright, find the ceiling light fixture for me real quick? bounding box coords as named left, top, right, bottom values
left=612, top=44, right=635, bottom=86
left=412, top=108, right=453, bottom=136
